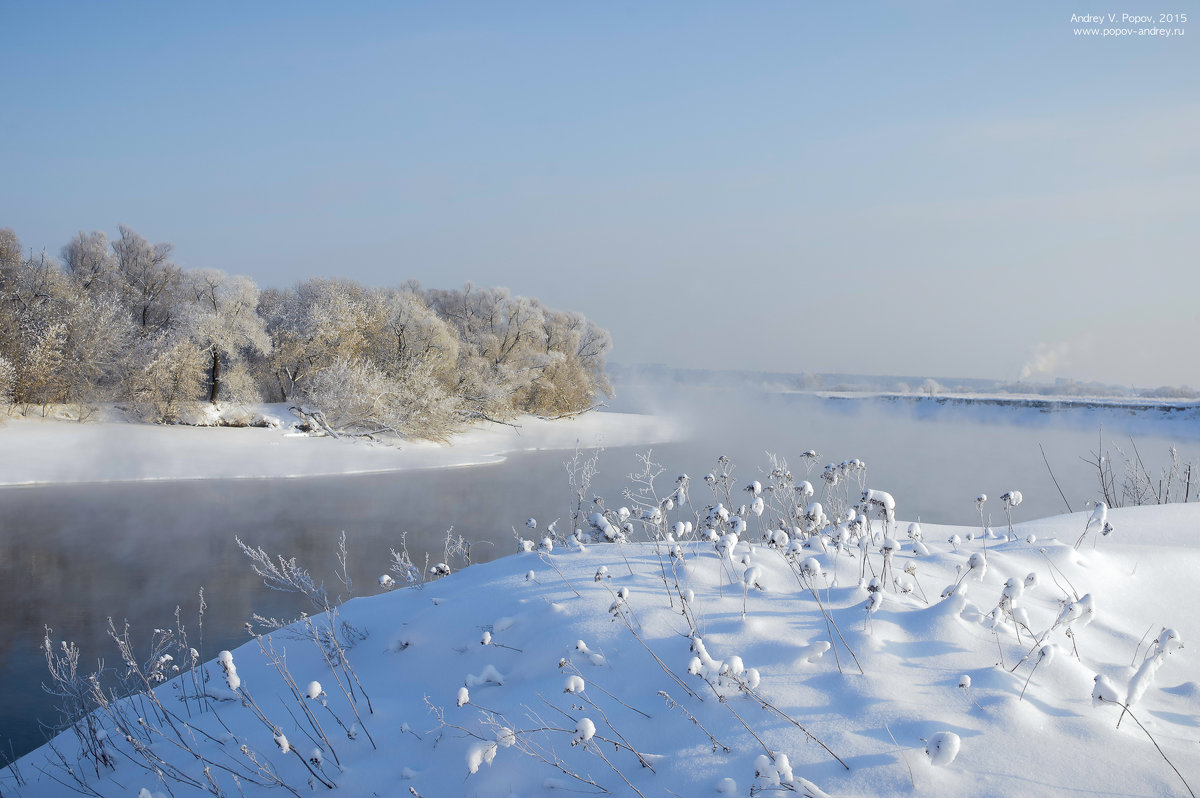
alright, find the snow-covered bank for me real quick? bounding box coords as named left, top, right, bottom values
left=0, top=410, right=685, bottom=486
left=8, top=504, right=1198, bottom=797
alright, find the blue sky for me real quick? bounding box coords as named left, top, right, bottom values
left=2, top=2, right=1196, bottom=386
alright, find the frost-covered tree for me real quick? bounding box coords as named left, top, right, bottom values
left=259, top=278, right=379, bottom=401
left=302, top=356, right=461, bottom=440
left=112, top=225, right=180, bottom=329
left=518, top=309, right=612, bottom=416
left=0, top=227, right=22, bottom=283
left=60, top=290, right=138, bottom=406
left=0, top=225, right=613, bottom=435
left=372, top=286, right=459, bottom=378
left=177, top=270, right=270, bottom=404
left=0, top=353, right=15, bottom=409
left=129, top=333, right=209, bottom=422
left=61, top=231, right=119, bottom=293
left=20, top=322, right=69, bottom=413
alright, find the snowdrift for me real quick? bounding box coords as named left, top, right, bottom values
left=7, top=504, right=1199, bottom=797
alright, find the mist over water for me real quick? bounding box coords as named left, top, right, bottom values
left=2, top=388, right=1197, bottom=763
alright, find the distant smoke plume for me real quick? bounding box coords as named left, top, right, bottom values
left=1019, top=341, right=1070, bottom=381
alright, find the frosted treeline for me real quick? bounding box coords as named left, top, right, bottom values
left=0, top=226, right=611, bottom=438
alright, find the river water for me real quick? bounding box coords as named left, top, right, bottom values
left=2, top=390, right=1197, bottom=763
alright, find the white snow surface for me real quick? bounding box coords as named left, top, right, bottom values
left=8, top=504, right=1200, bottom=797
left=0, top=405, right=682, bottom=485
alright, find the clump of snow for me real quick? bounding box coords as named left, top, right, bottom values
left=571, top=717, right=596, bottom=746
left=924, top=732, right=961, bottom=766
left=216, top=650, right=240, bottom=690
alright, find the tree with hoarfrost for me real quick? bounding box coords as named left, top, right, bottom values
left=0, top=224, right=613, bottom=436
left=176, top=270, right=270, bottom=404
left=111, top=225, right=180, bottom=329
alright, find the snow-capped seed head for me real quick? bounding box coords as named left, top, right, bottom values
left=924, top=732, right=961, bottom=766
left=456, top=686, right=470, bottom=707
left=1155, top=628, right=1183, bottom=655
left=564, top=674, right=586, bottom=693
left=744, top=667, right=761, bottom=689
left=616, top=586, right=629, bottom=600
left=494, top=726, right=517, bottom=749
left=1038, top=644, right=1056, bottom=664
left=775, top=753, right=794, bottom=785
left=958, top=674, right=971, bottom=689
left=217, top=651, right=240, bottom=690
left=617, top=507, right=630, bottom=521
left=1074, top=593, right=1097, bottom=629
left=481, top=631, right=492, bottom=646
left=746, top=480, right=762, bottom=496
left=976, top=493, right=987, bottom=505
left=305, top=681, right=323, bottom=700
left=378, top=574, right=394, bottom=588
left=273, top=730, right=290, bottom=754
left=309, top=747, right=323, bottom=766
left=525, top=517, right=537, bottom=529
left=572, top=718, right=596, bottom=746
left=949, top=534, right=961, bottom=548
left=907, top=522, right=922, bottom=540
left=1001, top=490, right=1023, bottom=507
left=575, top=640, right=590, bottom=653
left=968, top=551, right=987, bottom=571
left=754, top=754, right=777, bottom=784
left=525, top=570, right=535, bottom=581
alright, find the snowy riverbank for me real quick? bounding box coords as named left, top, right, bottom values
left=6, top=503, right=1198, bottom=797
left=0, top=408, right=685, bottom=486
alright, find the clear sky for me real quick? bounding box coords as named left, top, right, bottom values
left=2, top=2, right=1196, bottom=387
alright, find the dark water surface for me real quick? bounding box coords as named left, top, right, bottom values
left=2, top=392, right=1197, bottom=763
